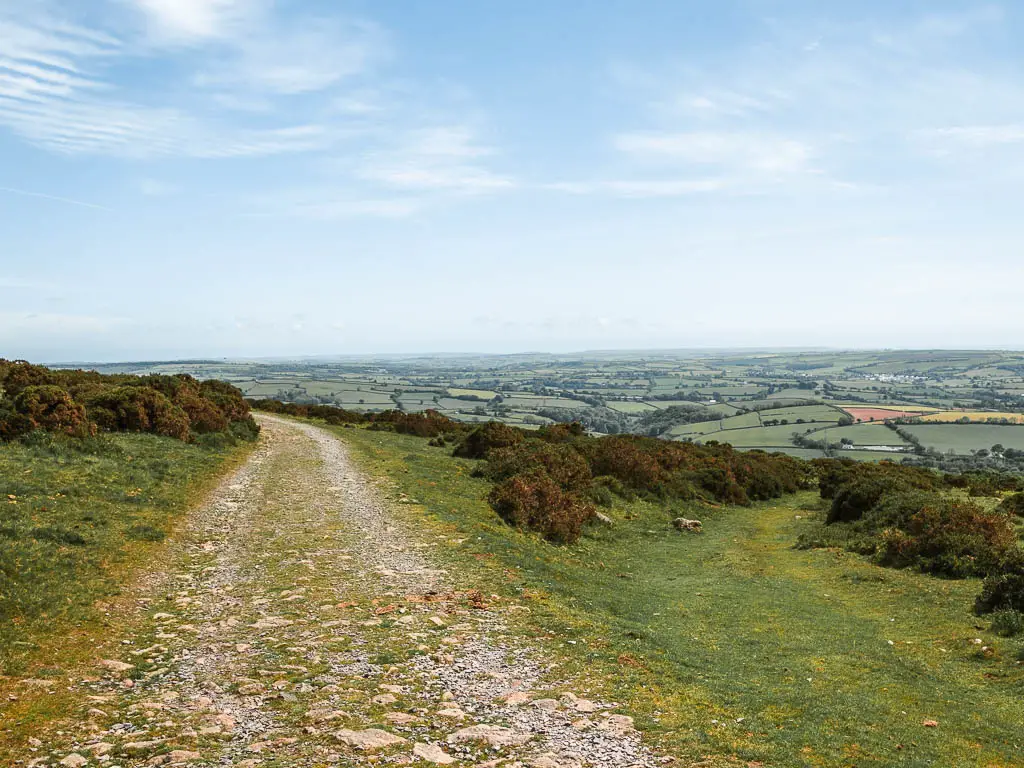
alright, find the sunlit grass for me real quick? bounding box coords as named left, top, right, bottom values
left=0, top=432, right=251, bottom=673
left=339, top=425, right=1024, bottom=768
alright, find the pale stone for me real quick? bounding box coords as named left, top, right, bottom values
left=168, top=751, right=202, bottom=764
left=98, top=659, right=134, bottom=675
left=335, top=729, right=408, bottom=751
left=413, top=742, right=456, bottom=764
left=448, top=725, right=531, bottom=748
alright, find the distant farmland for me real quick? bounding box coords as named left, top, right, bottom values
left=95, top=349, right=1024, bottom=467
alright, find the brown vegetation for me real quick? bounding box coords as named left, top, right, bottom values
left=0, top=360, right=258, bottom=444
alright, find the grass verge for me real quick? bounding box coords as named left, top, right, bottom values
left=0, top=431, right=252, bottom=753
left=336, top=424, right=1024, bottom=768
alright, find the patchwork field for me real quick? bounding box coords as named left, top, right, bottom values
left=902, top=424, right=1024, bottom=454
left=82, top=349, right=1024, bottom=470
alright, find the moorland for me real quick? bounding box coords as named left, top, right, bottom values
left=4, top=353, right=1024, bottom=767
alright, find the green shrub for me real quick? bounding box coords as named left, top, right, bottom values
left=481, top=441, right=592, bottom=492
left=0, top=401, right=33, bottom=440
left=84, top=386, right=191, bottom=441
left=453, top=421, right=525, bottom=459
left=976, top=563, right=1024, bottom=615
left=13, top=385, right=92, bottom=437
left=876, top=497, right=1016, bottom=577
left=487, top=468, right=595, bottom=544
left=997, top=492, right=1024, bottom=517
left=990, top=609, right=1024, bottom=637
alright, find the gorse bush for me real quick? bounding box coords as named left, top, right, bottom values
left=997, top=492, right=1024, bottom=517
left=488, top=469, right=596, bottom=544
left=452, top=421, right=524, bottom=459
left=13, top=385, right=92, bottom=437
left=85, top=386, right=192, bottom=440
left=976, top=570, right=1024, bottom=615
left=0, top=360, right=258, bottom=444
left=804, top=458, right=1021, bottom=581
left=446, top=420, right=814, bottom=543
left=875, top=496, right=1016, bottom=577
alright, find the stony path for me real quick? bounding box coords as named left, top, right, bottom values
left=20, top=416, right=666, bottom=768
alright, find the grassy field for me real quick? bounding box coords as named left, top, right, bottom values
left=607, top=401, right=660, bottom=414
left=824, top=423, right=912, bottom=447
left=104, top=349, right=1024, bottom=460
left=921, top=411, right=1024, bottom=424
left=337, top=426, right=1024, bottom=768
left=0, top=433, right=251, bottom=673
left=903, top=424, right=1024, bottom=454
left=704, top=423, right=814, bottom=447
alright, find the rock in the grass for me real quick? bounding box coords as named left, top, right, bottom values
left=573, top=698, right=599, bottom=713
left=448, top=725, right=531, bottom=748
left=597, top=714, right=636, bottom=735
left=98, top=659, right=134, bottom=675
left=372, top=693, right=397, bottom=705
left=90, top=742, right=114, bottom=756
left=123, top=739, right=164, bottom=753
left=386, top=712, right=422, bottom=725
left=529, top=756, right=562, bottom=768
left=502, top=691, right=532, bottom=705
left=306, top=708, right=350, bottom=723
left=672, top=517, right=702, bottom=533
left=531, top=698, right=559, bottom=711
left=169, top=751, right=202, bottom=764
left=413, top=742, right=456, bottom=764
left=436, top=707, right=467, bottom=719
left=335, top=729, right=408, bottom=751
left=60, top=754, right=88, bottom=768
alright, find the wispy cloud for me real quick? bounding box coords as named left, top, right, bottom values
left=355, top=126, right=516, bottom=194
left=0, top=185, right=113, bottom=211
left=193, top=17, right=388, bottom=96
left=614, top=132, right=814, bottom=174
left=546, top=179, right=726, bottom=198
left=917, top=124, right=1024, bottom=152
left=128, top=0, right=254, bottom=43
left=572, top=5, right=1022, bottom=198
left=0, top=3, right=381, bottom=160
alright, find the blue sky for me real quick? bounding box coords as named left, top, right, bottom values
left=2, top=1, right=1024, bottom=361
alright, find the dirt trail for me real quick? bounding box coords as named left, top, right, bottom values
left=19, top=416, right=664, bottom=768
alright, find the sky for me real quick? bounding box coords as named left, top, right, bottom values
left=2, top=0, right=1024, bottom=362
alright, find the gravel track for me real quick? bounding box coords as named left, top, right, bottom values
left=20, top=416, right=667, bottom=768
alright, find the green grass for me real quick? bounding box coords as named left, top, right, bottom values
left=607, top=401, right=660, bottom=414
left=703, top=423, right=808, bottom=447
left=336, top=425, right=1024, bottom=768
left=824, top=423, right=911, bottom=447
left=757, top=404, right=846, bottom=423
left=0, top=432, right=251, bottom=673
left=903, top=424, right=1024, bottom=455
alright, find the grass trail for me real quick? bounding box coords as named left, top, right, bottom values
left=339, top=426, right=1024, bottom=768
